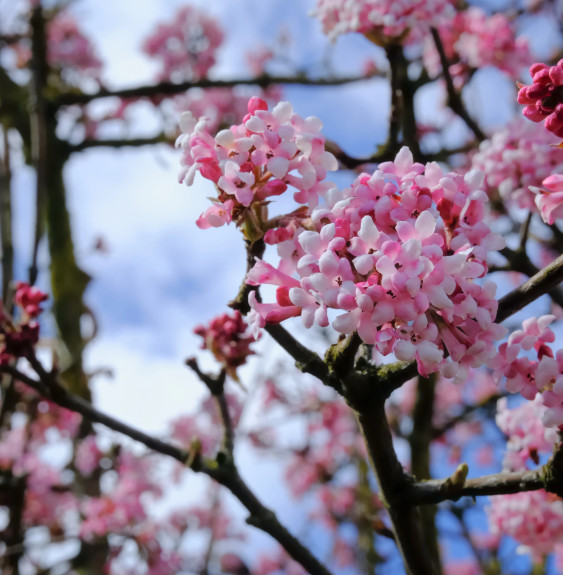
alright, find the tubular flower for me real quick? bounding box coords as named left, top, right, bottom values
left=533, top=173, right=563, bottom=225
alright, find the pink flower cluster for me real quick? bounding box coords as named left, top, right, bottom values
left=488, top=489, right=563, bottom=560
left=247, top=146, right=506, bottom=381
left=80, top=452, right=161, bottom=540
left=173, top=85, right=282, bottom=133
left=47, top=12, right=102, bottom=81
left=142, top=5, right=224, bottom=83
left=488, top=398, right=561, bottom=560
left=176, top=97, right=337, bottom=237
left=492, top=315, right=563, bottom=427
left=518, top=60, right=563, bottom=138
left=470, top=118, right=562, bottom=211
left=194, top=310, right=255, bottom=378
left=8, top=10, right=102, bottom=84
left=0, top=282, right=48, bottom=363
left=495, top=396, right=557, bottom=470
left=423, top=7, right=530, bottom=87
left=311, top=0, right=454, bottom=44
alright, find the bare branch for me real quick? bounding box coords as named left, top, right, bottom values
left=185, top=359, right=234, bottom=456
left=497, top=253, right=563, bottom=323
left=70, top=135, right=169, bottom=153
left=406, top=436, right=563, bottom=505
left=406, top=468, right=544, bottom=505
left=54, top=72, right=384, bottom=107
left=430, top=28, right=486, bottom=142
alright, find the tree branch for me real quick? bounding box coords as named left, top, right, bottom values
left=406, top=468, right=545, bottom=505
left=264, top=324, right=342, bottom=393
left=69, top=135, right=169, bottom=153
left=499, top=246, right=563, bottom=310
left=54, top=73, right=384, bottom=107
left=430, top=28, right=486, bottom=142
left=406, top=435, right=563, bottom=505
left=353, top=399, right=440, bottom=575
left=408, top=375, right=442, bottom=571
left=496, top=253, right=563, bottom=322
left=185, top=359, right=234, bottom=456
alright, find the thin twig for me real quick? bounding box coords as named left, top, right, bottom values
left=70, top=135, right=169, bottom=153
left=430, top=28, right=486, bottom=141
left=432, top=393, right=504, bottom=439
left=185, top=359, right=234, bottom=455
left=497, top=253, right=563, bottom=322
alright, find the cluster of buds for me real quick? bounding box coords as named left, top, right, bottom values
left=0, top=283, right=48, bottom=364
left=518, top=60, right=563, bottom=139
left=193, top=311, right=255, bottom=379
left=176, top=97, right=337, bottom=241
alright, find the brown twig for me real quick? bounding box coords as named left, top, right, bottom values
left=430, top=28, right=486, bottom=142
left=185, top=358, right=234, bottom=456
left=54, top=72, right=384, bottom=107
left=69, top=135, right=169, bottom=153
left=406, top=435, right=563, bottom=505
left=496, top=253, right=563, bottom=322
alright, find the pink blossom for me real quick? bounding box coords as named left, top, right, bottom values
left=492, top=315, right=563, bottom=427
left=75, top=435, right=103, bottom=476
left=470, top=118, right=562, bottom=211
left=488, top=490, right=563, bottom=559
left=496, top=396, right=557, bottom=470
left=423, top=7, right=531, bottom=87
left=80, top=453, right=160, bottom=540
left=311, top=0, right=453, bottom=44
left=177, top=98, right=337, bottom=239
left=142, top=6, right=224, bottom=82
left=534, top=173, right=563, bottom=225
left=246, top=44, right=274, bottom=76
left=518, top=60, right=563, bottom=138
left=173, top=86, right=283, bottom=134
left=46, top=11, right=103, bottom=82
